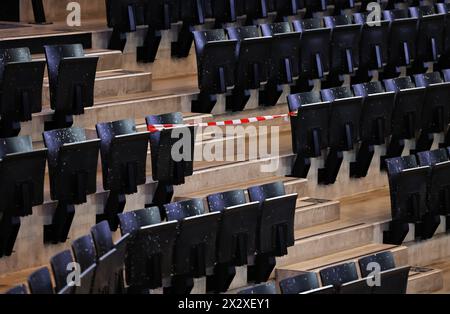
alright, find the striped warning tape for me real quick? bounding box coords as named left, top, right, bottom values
left=147, top=112, right=297, bottom=133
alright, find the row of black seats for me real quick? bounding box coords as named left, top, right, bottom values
left=4, top=180, right=297, bottom=294
left=239, top=251, right=410, bottom=294
left=119, top=181, right=297, bottom=293
left=0, top=112, right=195, bottom=258
left=0, top=44, right=97, bottom=137
left=191, top=3, right=450, bottom=113
left=384, top=147, right=450, bottom=244
left=4, top=221, right=129, bottom=294
left=288, top=70, right=450, bottom=185
left=105, top=0, right=414, bottom=63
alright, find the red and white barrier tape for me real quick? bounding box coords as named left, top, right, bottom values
left=147, top=112, right=297, bottom=133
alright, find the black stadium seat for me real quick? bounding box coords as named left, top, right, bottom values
left=118, top=208, right=177, bottom=291
left=226, top=25, right=272, bottom=111
left=50, top=249, right=75, bottom=294
left=319, top=262, right=359, bottom=287
left=238, top=282, right=277, bottom=294
left=44, top=44, right=98, bottom=130
left=351, top=81, right=395, bottom=178
left=43, top=127, right=100, bottom=244
left=384, top=155, right=436, bottom=244
left=0, top=136, right=47, bottom=258
left=206, top=189, right=260, bottom=293
left=417, top=148, right=450, bottom=233
left=192, top=29, right=238, bottom=113
left=288, top=91, right=330, bottom=178
left=71, top=235, right=97, bottom=294
left=300, top=285, right=336, bottom=294
left=414, top=72, right=450, bottom=151
left=260, top=22, right=301, bottom=107
left=96, top=119, right=149, bottom=230
left=372, top=266, right=411, bottom=294
left=279, top=272, right=320, bottom=294
left=292, top=17, right=331, bottom=86
left=359, top=251, right=396, bottom=277
left=27, top=267, right=54, bottom=294
left=383, top=76, right=426, bottom=161
left=146, top=112, right=195, bottom=216
left=0, top=47, right=45, bottom=137
left=322, top=15, right=361, bottom=87
left=382, top=8, right=418, bottom=78
left=248, top=182, right=297, bottom=283
left=165, top=199, right=221, bottom=293
left=320, top=86, right=363, bottom=184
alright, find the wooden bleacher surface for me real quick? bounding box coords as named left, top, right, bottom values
left=1, top=0, right=450, bottom=295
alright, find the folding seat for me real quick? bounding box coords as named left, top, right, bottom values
left=259, top=22, right=301, bottom=107
left=71, top=235, right=97, bottom=294
left=272, top=0, right=302, bottom=21
left=243, top=0, right=274, bottom=25
left=417, top=148, right=450, bottom=233
left=383, top=76, right=426, bottom=161
left=372, top=266, right=411, bottom=294
left=384, top=155, right=431, bottom=244
left=171, top=0, right=213, bottom=58
left=436, top=2, right=450, bottom=69
left=0, top=48, right=45, bottom=137
left=414, top=72, right=450, bottom=151
left=138, top=0, right=180, bottom=62
left=118, top=208, right=177, bottom=291
left=322, top=15, right=362, bottom=87
left=352, top=12, right=390, bottom=83
left=27, top=267, right=54, bottom=294
left=192, top=29, right=238, bottom=113
left=406, top=5, right=445, bottom=75
left=106, top=0, right=147, bottom=51
left=319, top=262, right=359, bottom=287
left=42, top=128, right=100, bottom=244
left=359, top=251, right=396, bottom=277
left=247, top=182, right=297, bottom=283
left=91, top=221, right=115, bottom=258
left=50, top=250, right=75, bottom=294
left=225, top=25, right=272, bottom=111
left=90, top=222, right=130, bottom=294
left=164, top=199, right=221, bottom=294
left=96, top=119, right=149, bottom=230
left=238, top=282, right=277, bottom=294
left=351, top=81, right=395, bottom=177
left=288, top=91, right=330, bottom=178
left=320, top=86, right=363, bottom=184
left=339, top=277, right=373, bottom=294
left=205, top=190, right=260, bottom=293
left=381, top=9, right=418, bottom=79
left=5, top=284, right=28, bottom=294
left=279, top=272, right=320, bottom=294
left=291, top=18, right=331, bottom=89
left=44, top=44, right=98, bottom=130
left=300, top=285, right=336, bottom=294
left=0, top=136, right=47, bottom=258
left=146, top=113, right=195, bottom=214
left=211, top=0, right=244, bottom=26
left=303, top=0, right=329, bottom=18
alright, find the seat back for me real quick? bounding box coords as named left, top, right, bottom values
left=319, top=262, right=359, bottom=287
left=27, top=267, right=54, bottom=294
left=279, top=272, right=320, bottom=294
left=238, top=282, right=277, bottom=294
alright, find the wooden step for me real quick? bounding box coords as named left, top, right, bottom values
left=407, top=267, right=443, bottom=294
left=42, top=69, right=153, bottom=105
left=34, top=49, right=123, bottom=75
left=20, top=1, right=107, bottom=23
